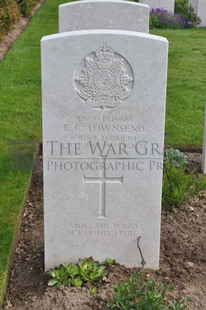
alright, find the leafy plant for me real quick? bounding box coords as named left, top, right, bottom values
left=175, top=0, right=189, bottom=16
left=48, top=257, right=107, bottom=287
left=48, top=263, right=83, bottom=287
left=78, top=257, right=107, bottom=282
left=175, top=0, right=201, bottom=27
left=107, top=272, right=187, bottom=310
left=15, top=0, right=39, bottom=17
left=88, top=287, right=98, bottom=295
left=186, top=5, right=201, bottom=27
left=104, top=258, right=116, bottom=267
left=48, top=265, right=72, bottom=287
left=162, top=163, right=206, bottom=208
left=164, top=148, right=187, bottom=168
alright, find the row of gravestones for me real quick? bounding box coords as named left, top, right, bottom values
left=59, top=0, right=206, bottom=32
left=41, top=0, right=168, bottom=270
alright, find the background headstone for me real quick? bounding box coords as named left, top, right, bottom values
left=139, top=0, right=158, bottom=10
left=189, top=0, right=206, bottom=26
left=197, top=0, right=206, bottom=26
left=189, top=0, right=198, bottom=11
left=139, top=0, right=175, bottom=13
left=59, top=0, right=150, bottom=33
left=42, top=29, right=168, bottom=270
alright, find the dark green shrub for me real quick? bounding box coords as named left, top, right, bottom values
left=15, top=0, right=39, bottom=17
left=175, top=0, right=189, bottom=16
left=0, top=0, right=40, bottom=40
left=175, top=0, right=201, bottom=27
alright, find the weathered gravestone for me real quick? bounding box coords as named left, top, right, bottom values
left=42, top=30, right=168, bottom=270
left=59, top=0, right=150, bottom=33
left=139, top=0, right=175, bottom=13
left=189, top=0, right=206, bottom=26
left=139, top=0, right=158, bottom=10
left=189, top=0, right=198, bottom=11
left=197, top=1, right=206, bottom=28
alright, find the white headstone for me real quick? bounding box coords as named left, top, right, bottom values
left=139, top=0, right=158, bottom=10
left=41, top=29, right=168, bottom=270
left=189, top=0, right=198, bottom=12
left=59, top=0, right=150, bottom=33
left=139, top=0, right=175, bottom=13
left=195, top=0, right=206, bottom=26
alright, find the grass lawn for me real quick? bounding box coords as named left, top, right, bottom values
left=152, top=28, right=206, bottom=147
left=0, top=1, right=206, bottom=305
left=0, top=0, right=72, bottom=305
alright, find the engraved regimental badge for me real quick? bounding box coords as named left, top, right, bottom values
left=74, top=43, right=134, bottom=109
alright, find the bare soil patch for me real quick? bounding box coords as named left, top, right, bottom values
left=2, top=152, right=206, bottom=310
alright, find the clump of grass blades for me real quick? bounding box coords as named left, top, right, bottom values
left=162, top=162, right=206, bottom=208
left=107, top=271, right=188, bottom=309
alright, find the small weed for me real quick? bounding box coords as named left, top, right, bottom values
left=88, top=287, right=98, bottom=296
left=48, top=263, right=83, bottom=287
left=162, top=163, right=206, bottom=208
left=107, top=272, right=188, bottom=310
left=164, top=148, right=187, bottom=168
left=104, top=258, right=116, bottom=267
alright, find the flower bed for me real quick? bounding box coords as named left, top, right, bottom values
left=0, top=0, right=40, bottom=41
left=150, top=0, right=201, bottom=29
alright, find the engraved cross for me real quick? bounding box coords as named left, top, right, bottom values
left=83, top=156, right=123, bottom=218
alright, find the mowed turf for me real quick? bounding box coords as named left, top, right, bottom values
left=0, top=0, right=72, bottom=304
left=152, top=28, right=206, bottom=147
left=0, top=2, right=206, bottom=305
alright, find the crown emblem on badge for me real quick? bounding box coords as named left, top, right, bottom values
left=74, top=43, right=134, bottom=110
left=95, top=42, right=114, bottom=64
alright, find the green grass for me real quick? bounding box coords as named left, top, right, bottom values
left=0, top=2, right=206, bottom=306
left=151, top=28, right=206, bottom=147
left=0, top=0, right=72, bottom=305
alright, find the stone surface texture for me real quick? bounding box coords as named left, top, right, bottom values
left=41, top=29, right=168, bottom=270
left=189, top=0, right=198, bottom=11
left=197, top=0, right=206, bottom=26
left=139, top=0, right=175, bottom=13
left=189, top=0, right=206, bottom=26
left=59, top=0, right=149, bottom=33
